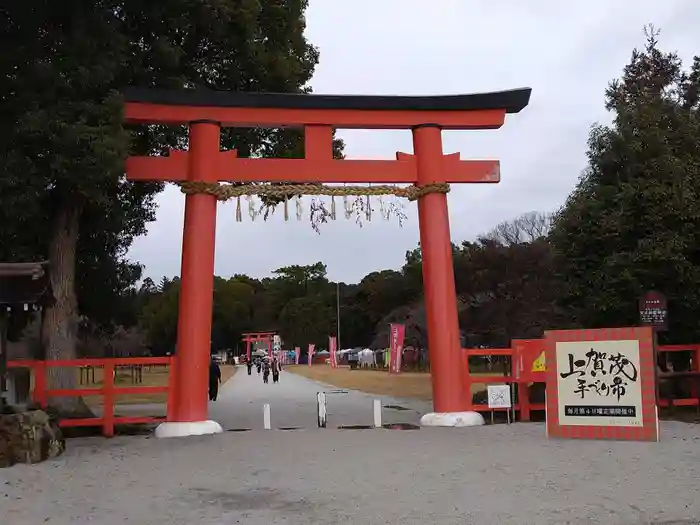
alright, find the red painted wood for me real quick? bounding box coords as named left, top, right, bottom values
left=415, top=126, right=466, bottom=412
left=126, top=153, right=500, bottom=184
left=172, top=121, right=219, bottom=423
left=7, top=357, right=174, bottom=437
left=102, top=362, right=116, bottom=437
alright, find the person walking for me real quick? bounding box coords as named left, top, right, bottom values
left=272, top=357, right=281, bottom=384
left=246, top=359, right=253, bottom=376
left=209, top=357, right=222, bottom=401
left=262, top=358, right=271, bottom=384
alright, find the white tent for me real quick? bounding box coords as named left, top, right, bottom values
left=358, top=348, right=376, bottom=367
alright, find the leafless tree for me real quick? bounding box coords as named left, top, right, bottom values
left=483, top=211, right=553, bottom=246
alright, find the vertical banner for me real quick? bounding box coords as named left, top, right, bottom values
left=295, top=346, right=300, bottom=365
left=273, top=334, right=281, bottom=351
left=388, top=323, right=405, bottom=374
left=329, top=336, right=338, bottom=368
left=273, top=335, right=282, bottom=361
left=308, top=343, right=315, bottom=367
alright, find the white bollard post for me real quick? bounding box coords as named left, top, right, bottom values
left=317, top=392, right=327, bottom=428
left=263, top=403, right=271, bottom=430
left=373, top=399, right=382, bottom=428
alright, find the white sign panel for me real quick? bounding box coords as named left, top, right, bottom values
left=487, top=384, right=512, bottom=409
left=556, top=339, right=643, bottom=427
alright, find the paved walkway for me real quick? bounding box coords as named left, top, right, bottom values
left=209, top=365, right=432, bottom=430
left=105, top=365, right=431, bottom=429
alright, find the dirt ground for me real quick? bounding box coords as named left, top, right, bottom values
left=81, top=364, right=236, bottom=406
left=286, top=365, right=499, bottom=400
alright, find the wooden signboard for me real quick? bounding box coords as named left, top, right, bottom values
left=639, top=290, right=668, bottom=331
left=545, top=327, right=658, bottom=442
left=512, top=338, right=546, bottom=383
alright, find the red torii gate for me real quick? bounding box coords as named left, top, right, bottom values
left=124, top=87, right=530, bottom=437
left=242, top=331, right=276, bottom=361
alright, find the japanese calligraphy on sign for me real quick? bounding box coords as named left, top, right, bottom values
left=638, top=290, right=668, bottom=331
left=556, top=339, right=643, bottom=427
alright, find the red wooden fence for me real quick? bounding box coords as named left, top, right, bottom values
left=7, top=356, right=176, bottom=437
left=7, top=342, right=699, bottom=435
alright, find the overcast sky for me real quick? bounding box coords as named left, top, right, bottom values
left=128, top=0, right=700, bottom=285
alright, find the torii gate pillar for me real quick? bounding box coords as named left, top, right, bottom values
left=155, top=121, right=223, bottom=438
left=413, top=126, right=465, bottom=412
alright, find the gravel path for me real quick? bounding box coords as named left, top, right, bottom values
left=1, top=366, right=699, bottom=524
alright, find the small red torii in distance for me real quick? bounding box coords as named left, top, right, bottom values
left=123, top=87, right=531, bottom=437
left=241, top=331, right=276, bottom=361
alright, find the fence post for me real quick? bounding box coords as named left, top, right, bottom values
left=317, top=392, right=327, bottom=428
left=102, top=361, right=115, bottom=438
left=33, top=361, right=48, bottom=408
left=166, top=357, right=177, bottom=422
left=373, top=399, right=382, bottom=428
left=691, top=346, right=700, bottom=400
left=263, top=403, right=271, bottom=429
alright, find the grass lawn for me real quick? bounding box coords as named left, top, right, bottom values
left=80, top=364, right=237, bottom=407
left=286, top=365, right=502, bottom=401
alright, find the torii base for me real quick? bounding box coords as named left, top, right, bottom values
left=420, top=411, right=485, bottom=427
left=154, top=420, right=223, bottom=439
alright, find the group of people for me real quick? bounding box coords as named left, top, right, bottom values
left=208, top=353, right=283, bottom=403
left=246, top=355, right=282, bottom=384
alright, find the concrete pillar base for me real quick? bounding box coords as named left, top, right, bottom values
left=420, top=411, right=485, bottom=427
left=154, top=420, right=223, bottom=438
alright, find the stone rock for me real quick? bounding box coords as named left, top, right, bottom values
left=0, top=409, right=65, bottom=467
left=420, top=411, right=486, bottom=427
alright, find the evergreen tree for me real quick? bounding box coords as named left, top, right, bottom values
left=550, top=27, right=700, bottom=341
left=0, top=1, right=322, bottom=413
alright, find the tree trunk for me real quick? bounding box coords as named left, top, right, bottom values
left=40, top=201, right=93, bottom=417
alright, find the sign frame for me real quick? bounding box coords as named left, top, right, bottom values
left=545, top=326, right=658, bottom=442
left=487, top=384, right=512, bottom=409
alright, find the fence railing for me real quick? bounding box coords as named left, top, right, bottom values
left=463, top=343, right=700, bottom=420
left=655, top=344, right=700, bottom=407
left=6, top=356, right=176, bottom=437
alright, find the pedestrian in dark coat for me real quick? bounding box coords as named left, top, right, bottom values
left=209, top=358, right=222, bottom=401
left=262, top=359, right=271, bottom=384
left=272, top=358, right=281, bottom=383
